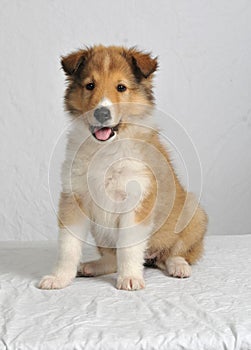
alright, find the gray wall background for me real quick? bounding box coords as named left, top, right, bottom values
left=0, top=0, right=250, bottom=240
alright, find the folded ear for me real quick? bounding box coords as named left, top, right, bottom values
left=61, top=49, right=89, bottom=77
left=124, top=48, right=158, bottom=81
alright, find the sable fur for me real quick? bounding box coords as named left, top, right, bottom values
left=39, top=45, right=207, bottom=291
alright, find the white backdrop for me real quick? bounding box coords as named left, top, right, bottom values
left=0, top=0, right=250, bottom=240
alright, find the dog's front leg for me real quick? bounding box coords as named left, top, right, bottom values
left=116, top=213, right=152, bottom=291
left=116, top=242, right=147, bottom=291
left=39, top=193, right=89, bottom=290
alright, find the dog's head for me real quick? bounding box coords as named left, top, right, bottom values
left=61, top=45, right=158, bottom=142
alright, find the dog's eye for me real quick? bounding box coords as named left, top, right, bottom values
left=117, top=84, right=127, bottom=92
left=86, top=82, right=95, bottom=90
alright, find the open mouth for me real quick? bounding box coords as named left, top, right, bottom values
left=90, top=124, right=119, bottom=142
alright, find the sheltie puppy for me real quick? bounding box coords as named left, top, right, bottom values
left=39, top=45, right=207, bottom=291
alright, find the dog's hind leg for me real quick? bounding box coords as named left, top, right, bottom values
left=157, top=202, right=207, bottom=279
left=77, top=248, right=117, bottom=277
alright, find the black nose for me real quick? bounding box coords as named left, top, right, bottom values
left=94, top=107, right=111, bottom=124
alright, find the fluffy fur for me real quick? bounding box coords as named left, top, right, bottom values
left=39, top=45, right=207, bottom=291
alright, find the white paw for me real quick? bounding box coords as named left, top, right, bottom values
left=38, top=274, right=72, bottom=289
left=116, top=276, right=145, bottom=291
left=77, top=262, right=95, bottom=277
left=166, top=257, right=191, bottom=278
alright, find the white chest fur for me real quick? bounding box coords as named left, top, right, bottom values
left=62, top=130, right=152, bottom=245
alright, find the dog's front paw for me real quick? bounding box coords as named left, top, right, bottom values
left=38, top=274, right=72, bottom=290
left=116, top=276, right=145, bottom=291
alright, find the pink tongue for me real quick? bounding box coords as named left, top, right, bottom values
left=94, top=127, right=112, bottom=141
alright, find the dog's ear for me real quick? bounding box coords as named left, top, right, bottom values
left=61, top=49, right=89, bottom=77
left=124, top=48, right=158, bottom=81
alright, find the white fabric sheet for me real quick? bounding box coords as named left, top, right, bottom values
left=0, top=235, right=251, bottom=350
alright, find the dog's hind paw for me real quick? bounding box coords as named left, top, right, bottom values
left=166, top=257, right=191, bottom=278
left=77, top=262, right=95, bottom=277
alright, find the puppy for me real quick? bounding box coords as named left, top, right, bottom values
left=39, top=45, right=207, bottom=291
